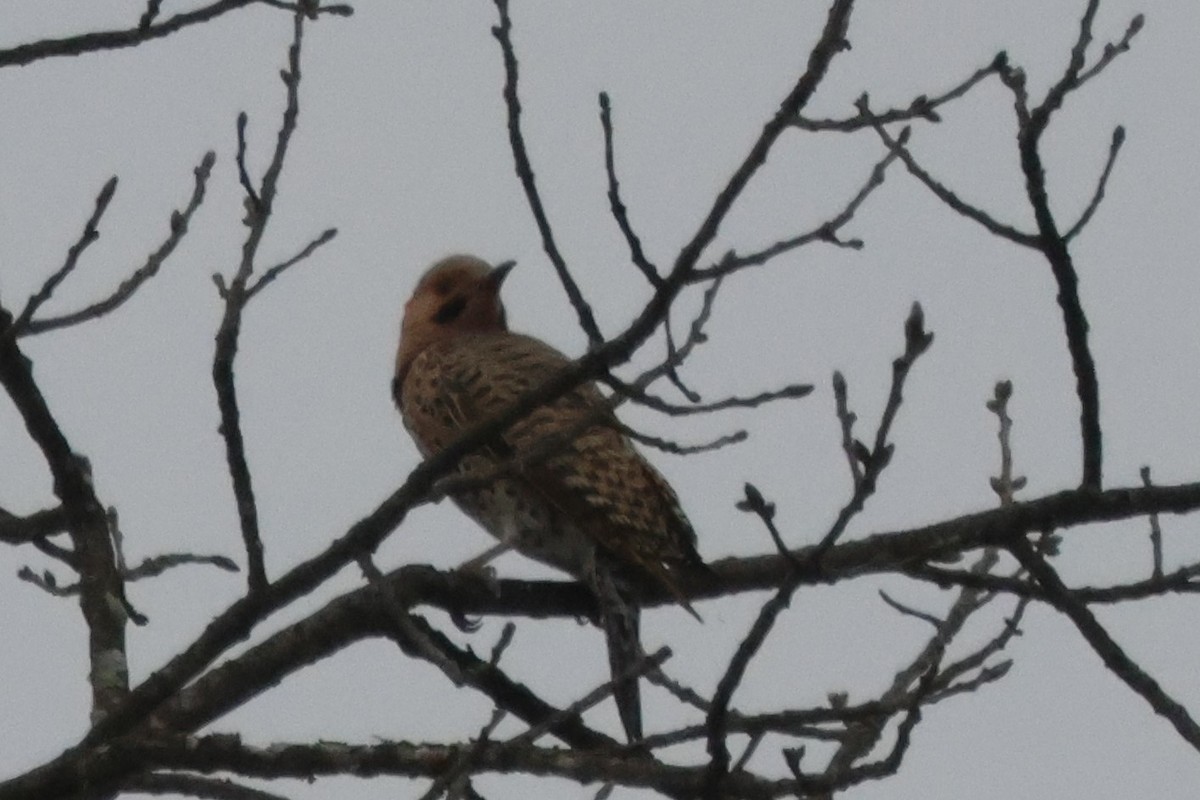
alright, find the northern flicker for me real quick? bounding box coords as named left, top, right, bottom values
left=394, top=254, right=705, bottom=742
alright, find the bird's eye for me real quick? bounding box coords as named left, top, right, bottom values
left=433, top=295, right=467, bottom=324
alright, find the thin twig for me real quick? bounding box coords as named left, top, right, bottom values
left=1142, top=466, right=1164, bottom=580
left=860, top=111, right=1038, bottom=247
left=1, top=177, right=117, bottom=344
left=245, top=227, right=338, bottom=300
left=619, top=424, right=747, bottom=456
left=0, top=1, right=277, bottom=69
left=814, top=302, right=933, bottom=557
left=794, top=52, right=1007, bottom=131
left=689, top=141, right=901, bottom=282
left=607, top=377, right=813, bottom=417
left=986, top=380, right=1027, bottom=505
left=492, top=0, right=602, bottom=346
left=24, top=152, right=217, bottom=336
left=599, top=91, right=660, bottom=287
left=1064, top=126, right=1124, bottom=242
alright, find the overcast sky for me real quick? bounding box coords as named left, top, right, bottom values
left=3, top=2, right=1200, bottom=798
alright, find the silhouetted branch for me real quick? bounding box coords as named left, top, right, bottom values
left=245, top=227, right=338, bottom=300
left=794, top=52, right=1008, bottom=131
left=689, top=140, right=901, bottom=282
left=0, top=1, right=278, bottom=69
left=23, top=152, right=217, bottom=336
left=862, top=113, right=1038, bottom=247
left=1142, top=465, right=1164, bottom=580
left=1064, top=126, right=1124, bottom=242
left=1009, top=536, right=1200, bottom=751
left=491, top=0, right=602, bottom=347
left=0, top=178, right=117, bottom=344
left=814, top=302, right=933, bottom=557
left=212, top=11, right=315, bottom=594
left=599, top=91, right=660, bottom=288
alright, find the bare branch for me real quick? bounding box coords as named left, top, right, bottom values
left=1064, top=126, right=1125, bottom=242
left=1142, top=465, right=1165, bottom=580
left=794, top=52, right=1008, bottom=131
left=245, top=227, right=338, bottom=300
left=599, top=91, right=660, bottom=287
left=1010, top=536, right=1200, bottom=751
left=212, top=11, right=314, bottom=594
left=24, top=152, right=217, bottom=336
left=1, top=177, right=117, bottom=344
left=491, top=0, right=602, bottom=346
left=860, top=112, right=1038, bottom=247
left=814, top=302, right=933, bottom=557
left=0, top=1, right=303, bottom=69
left=690, top=140, right=901, bottom=282
left=619, top=424, right=748, bottom=456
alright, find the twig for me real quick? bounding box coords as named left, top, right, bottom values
left=599, top=91, right=660, bottom=287
left=235, top=112, right=261, bottom=212
left=1009, top=536, right=1200, bottom=751
left=986, top=380, right=1027, bottom=505
left=1, top=177, right=117, bottom=345
left=814, top=302, right=933, bottom=557
left=19, top=552, right=238, bottom=597
left=906, top=560, right=1200, bottom=605
left=619, top=424, right=747, bottom=456
left=24, top=152, right=217, bottom=336
left=879, top=590, right=942, bottom=628
left=861, top=111, right=1038, bottom=247
left=259, top=0, right=354, bottom=15
left=689, top=140, right=901, bottom=281
left=794, top=52, right=1007, bottom=131
left=1064, top=126, right=1124, bottom=242
left=245, top=227, right=338, bottom=300
left=1142, top=466, right=1164, bottom=580
left=833, top=371, right=864, bottom=488
left=0, top=1, right=269, bottom=69
left=606, top=377, right=813, bottom=417
left=213, top=11, right=312, bottom=593
left=491, top=0, right=602, bottom=346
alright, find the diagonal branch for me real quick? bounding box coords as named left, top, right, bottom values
left=23, top=152, right=217, bottom=336
left=1063, top=126, right=1124, bottom=242
left=492, top=0, right=602, bottom=346
left=1, top=177, right=117, bottom=344
left=1009, top=536, right=1200, bottom=751
left=599, top=91, right=661, bottom=288
left=794, top=52, right=1007, bottom=132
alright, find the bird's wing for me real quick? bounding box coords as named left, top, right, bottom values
left=403, top=333, right=703, bottom=609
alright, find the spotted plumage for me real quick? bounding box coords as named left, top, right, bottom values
left=394, top=255, right=705, bottom=741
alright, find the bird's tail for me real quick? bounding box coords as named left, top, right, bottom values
left=593, top=566, right=643, bottom=743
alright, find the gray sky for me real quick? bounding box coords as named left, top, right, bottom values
left=3, top=2, right=1200, bottom=798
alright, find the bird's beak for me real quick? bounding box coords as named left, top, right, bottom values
left=488, top=260, right=516, bottom=288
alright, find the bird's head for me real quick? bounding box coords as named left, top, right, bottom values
left=395, top=255, right=514, bottom=389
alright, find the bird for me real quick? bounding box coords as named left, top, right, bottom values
left=394, top=254, right=705, bottom=742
